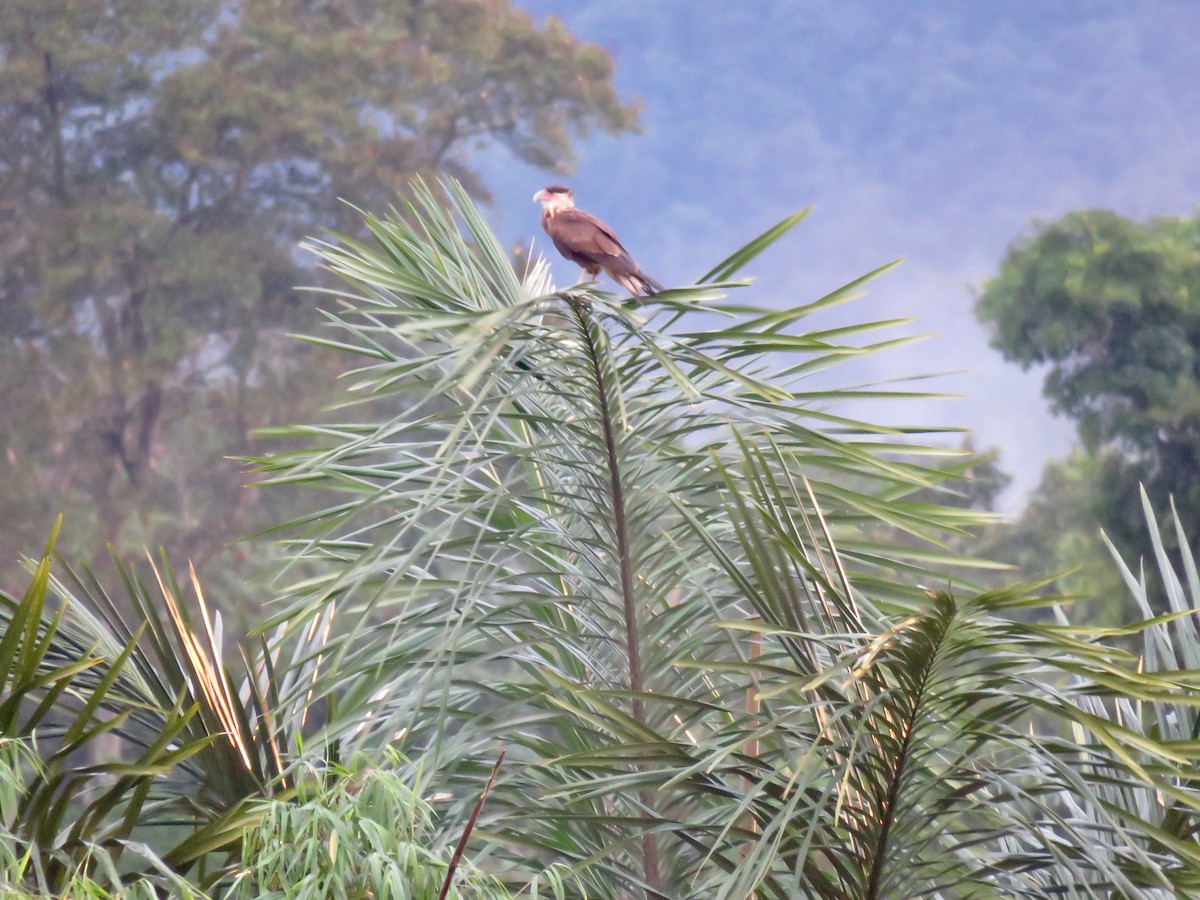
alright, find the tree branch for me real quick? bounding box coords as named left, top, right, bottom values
left=41, top=52, right=68, bottom=202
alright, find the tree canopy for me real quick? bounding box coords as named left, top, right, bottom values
left=0, top=0, right=637, bottom=595
left=975, top=208, right=1200, bottom=565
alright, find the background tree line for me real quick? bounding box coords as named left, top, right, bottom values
left=0, top=0, right=636, bottom=608
left=1, top=0, right=1197, bottom=626
left=975, top=208, right=1200, bottom=616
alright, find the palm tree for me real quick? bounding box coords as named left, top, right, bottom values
left=251, top=180, right=1199, bottom=897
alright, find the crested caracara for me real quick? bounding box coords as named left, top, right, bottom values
left=533, top=186, right=664, bottom=297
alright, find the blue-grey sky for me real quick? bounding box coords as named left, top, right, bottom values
left=480, top=0, right=1200, bottom=512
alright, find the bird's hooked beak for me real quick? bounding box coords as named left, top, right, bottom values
left=532, top=188, right=551, bottom=204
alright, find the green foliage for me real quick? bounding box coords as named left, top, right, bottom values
left=0, top=363, right=564, bottom=895
left=1085, top=490, right=1200, bottom=894
left=977, top=448, right=1131, bottom=620
left=2, top=184, right=1199, bottom=896
left=0, top=0, right=637, bottom=602
left=222, top=754, right=512, bottom=900
left=692, top=437, right=1200, bottom=897
left=975, top=208, right=1200, bottom=572
left=0, top=528, right=201, bottom=894
left=0, top=527, right=309, bottom=892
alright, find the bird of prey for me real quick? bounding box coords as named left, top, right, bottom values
left=533, top=185, right=664, bottom=297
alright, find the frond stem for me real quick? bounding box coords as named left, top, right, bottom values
left=863, top=613, right=947, bottom=900
left=572, top=299, right=645, bottom=714
left=570, top=297, right=662, bottom=896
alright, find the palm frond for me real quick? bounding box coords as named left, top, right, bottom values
left=0, top=532, right=219, bottom=894
left=0, top=529, right=345, bottom=890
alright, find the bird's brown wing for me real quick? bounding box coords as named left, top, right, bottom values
left=545, top=209, right=632, bottom=269
left=542, top=208, right=661, bottom=296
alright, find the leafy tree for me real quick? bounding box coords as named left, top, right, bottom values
left=976, top=447, right=1139, bottom=623
left=0, top=0, right=637, bottom=598
left=975, top=209, right=1200, bottom=572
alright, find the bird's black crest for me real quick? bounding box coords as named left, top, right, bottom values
left=543, top=185, right=572, bottom=194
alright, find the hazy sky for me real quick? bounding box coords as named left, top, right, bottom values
left=480, top=0, right=1200, bottom=511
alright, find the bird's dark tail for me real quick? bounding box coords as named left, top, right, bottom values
left=616, top=270, right=665, bottom=297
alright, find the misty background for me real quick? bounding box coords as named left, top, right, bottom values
left=481, top=0, right=1200, bottom=511
left=3, top=0, right=1198, bottom=606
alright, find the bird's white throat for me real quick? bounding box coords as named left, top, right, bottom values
left=541, top=194, right=575, bottom=215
